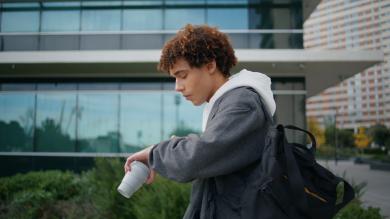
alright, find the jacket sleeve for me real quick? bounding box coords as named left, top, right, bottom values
left=148, top=88, right=266, bottom=183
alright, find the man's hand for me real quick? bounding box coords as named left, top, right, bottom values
left=124, top=145, right=156, bottom=184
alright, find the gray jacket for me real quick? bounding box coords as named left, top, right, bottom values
left=149, top=87, right=271, bottom=219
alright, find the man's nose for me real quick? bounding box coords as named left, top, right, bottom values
left=175, top=79, right=184, bottom=92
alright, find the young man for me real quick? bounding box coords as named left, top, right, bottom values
left=124, top=24, right=276, bottom=219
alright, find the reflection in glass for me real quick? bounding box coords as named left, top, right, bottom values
left=207, top=9, right=248, bottom=29
left=120, top=92, right=162, bottom=152
left=122, top=82, right=163, bottom=90
left=35, top=93, right=76, bottom=152
left=165, top=9, right=205, bottom=30
left=81, top=1, right=122, bottom=6
left=81, top=10, right=121, bottom=31
left=42, top=2, right=81, bottom=7
left=0, top=82, right=207, bottom=154
left=207, top=0, right=247, bottom=4
left=1, top=11, right=40, bottom=32
left=78, top=92, right=119, bottom=152
left=0, top=93, right=35, bottom=152
left=165, top=0, right=206, bottom=5
left=123, top=0, right=163, bottom=6
left=163, top=92, right=203, bottom=139
left=2, top=3, right=40, bottom=8
left=123, top=9, right=163, bottom=30
left=42, top=11, right=81, bottom=32
left=1, top=83, right=35, bottom=91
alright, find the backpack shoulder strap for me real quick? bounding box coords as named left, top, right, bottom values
left=277, top=125, right=310, bottom=218
left=284, top=125, right=317, bottom=152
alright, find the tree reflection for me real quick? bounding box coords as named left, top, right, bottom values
left=36, top=118, right=73, bottom=152
left=19, top=108, right=34, bottom=139
left=0, top=120, right=29, bottom=151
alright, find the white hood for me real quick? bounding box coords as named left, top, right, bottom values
left=202, top=69, right=276, bottom=132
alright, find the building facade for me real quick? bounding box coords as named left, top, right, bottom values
left=0, top=0, right=382, bottom=176
left=305, top=0, right=390, bottom=130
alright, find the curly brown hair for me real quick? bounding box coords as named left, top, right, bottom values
left=158, top=24, right=237, bottom=77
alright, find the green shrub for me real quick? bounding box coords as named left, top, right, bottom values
left=363, top=148, right=387, bottom=155
left=334, top=174, right=384, bottom=219
left=131, top=176, right=190, bottom=219
left=370, top=154, right=390, bottom=163
left=0, top=158, right=191, bottom=219
left=86, top=157, right=190, bottom=219
left=0, top=170, right=80, bottom=203
left=0, top=170, right=93, bottom=219
left=335, top=200, right=383, bottom=219
left=316, top=144, right=358, bottom=159
left=85, top=157, right=136, bottom=219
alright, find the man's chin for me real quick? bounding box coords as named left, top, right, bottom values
left=191, top=100, right=205, bottom=106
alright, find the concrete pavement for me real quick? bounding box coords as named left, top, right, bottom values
left=319, top=160, right=390, bottom=217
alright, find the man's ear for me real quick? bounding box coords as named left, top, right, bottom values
left=206, top=60, right=217, bottom=75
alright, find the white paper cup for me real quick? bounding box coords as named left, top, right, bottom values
left=118, top=161, right=150, bottom=198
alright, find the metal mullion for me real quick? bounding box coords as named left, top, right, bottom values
left=0, top=3, right=3, bottom=51
left=119, top=0, right=123, bottom=49
left=32, top=83, right=38, bottom=152
left=75, top=83, right=79, bottom=152
left=38, top=2, right=42, bottom=50
left=117, top=83, right=121, bottom=152
left=78, top=0, right=82, bottom=50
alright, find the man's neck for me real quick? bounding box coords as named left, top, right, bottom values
left=207, top=73, right=228, bottom=102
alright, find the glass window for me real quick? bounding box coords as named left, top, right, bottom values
left=121, top=82, right=162, bottom=90
left=1, top=11, right=40, bottom=32
left=42, top=10, right=81, bottom=32
left=1, top=83, right=35, bottom=91
left=42, top=2, right=81, bottom=7
left=81, top=1, right=122, bottom=6
left=165, top=0, right=206, bottom=5
left=123, top=0, right=163, bottom=6
left=78, top=91, right=119, bottom=152
left=0, top=82, right=206, bottom=154
left=78, top=83, right=120, bottom=90
left=207, top=0, right=247, bottom=4
left=165, top=9, right=205, bottom=30
left=207, top=8, right=248, bottom=29
left=35, top=89, right=77, bottom=152
left=163, top=92, right=203, bottom=139
left=120, top=92, right=162, bottom=152
left=81, top=10, right=121, bottom=31
left=275, top=8, right=296, bottom=29
left=2, top=3, right=39, bottom=9
left=0, top=91, right=35, bottom=152
left=123, top=9, right=163, bottom=30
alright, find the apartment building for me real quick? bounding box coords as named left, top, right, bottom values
left=305, top=0, right=390, bottom=130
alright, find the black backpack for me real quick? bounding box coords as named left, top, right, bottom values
left=245, top=124, right=355, bottom=219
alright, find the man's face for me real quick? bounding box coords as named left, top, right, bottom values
left=169, top=58, right=214, bottom=106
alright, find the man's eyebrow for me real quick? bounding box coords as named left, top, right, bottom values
left=171, top=70, right=185, bottom=77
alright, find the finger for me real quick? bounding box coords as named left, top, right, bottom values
left=124, top=157, right=133, bottom=173
left=146, top=170, right=156, bottom=185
